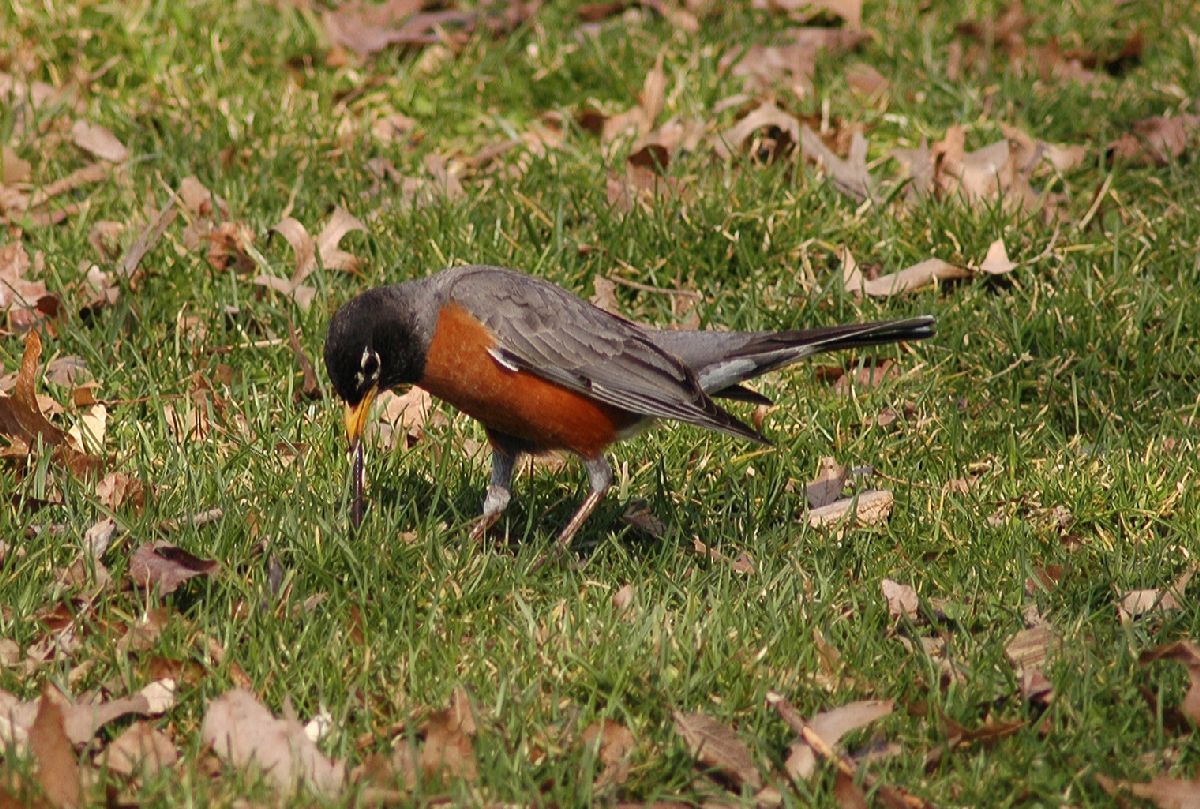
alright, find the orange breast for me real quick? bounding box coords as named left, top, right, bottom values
left=418, top=302, right=637, bottom=457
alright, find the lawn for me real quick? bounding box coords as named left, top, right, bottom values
left=2, top=0, right=1200, bottom=806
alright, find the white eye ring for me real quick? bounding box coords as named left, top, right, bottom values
left=358, top=347, right=380, bottom=384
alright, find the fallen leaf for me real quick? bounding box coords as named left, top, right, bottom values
left=202, top=688, right=345, bottom=796
left=977, top=238, right=1016, bottom=275
left=255, top=208, right=365, bottom=309
left=723, top=28, right=866, bottom=98
left=118, top=198, right=178, bottom=282
left=577, top=1, right=627, bottom=22
left=800, top=126, right=874, bottom=202
left=70, top=120, right=128, bottom=163
left=590, top=275, right=620, bottom=313
left=2, top=145, right=32, bottom=184
left=1001, top=124, right=1088, bottom=174
left=620, top=500, right=665, bottom=538
left=1005, top=623, right=1060, bottom=672
left=420, top=687, right=478, bottom=783
left=751, top=0, right=862, bottom=27
left=28, top=686, right=81, bottom=809
left=1096, top=773, right=1200, bottom=809
left=841, top=247, right=969, bottom=298
left=845, top=62, right=887, bottom=96
left=94, top=470, right=144, bottom=511
left=713, top=102, right=801, bottom=162
left=101, top=721, right=178, bottom=777
left=805, top=456, right=846, bottom=509
left=128, top=542, right=218, bottom=596
left=672, top=710, right=761, bottom=789
left=808, top=490, right=893, bottom=528
left=1140, top=641, right=1200, bottom=725
left=1019, top=667, right=1054, bottom=705
left=941, top=714, right=1025, bottom=749
left=880, top=579, right=918, bottom=620
left=1118, top=567, right=1195, bottom=622
left=323, top=0, right=476, bottom=57
left=0, top=330, right=102, bottom=476
left=0, top=241, right=57, bottom=328
left=582, top=718, right=635, bottom=787
left=371, top=387, right=444, bottom=450
left=1107, top=114, right=1200, bottom=165
left=27, top=163, right=110, bottom=210
left=288, top=323, right=322, bottom=401
left=612, top=583, right=636, bottom=612
left=784, top=700, right=893, bottom=782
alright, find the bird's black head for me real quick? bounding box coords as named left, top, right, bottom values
left=323, top=287, right=426, bottom=408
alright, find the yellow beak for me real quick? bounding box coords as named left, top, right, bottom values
left=343, top=386, right=379, bottom=448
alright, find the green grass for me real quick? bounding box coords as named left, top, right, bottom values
left=2, top=0, right=1200, bottom=805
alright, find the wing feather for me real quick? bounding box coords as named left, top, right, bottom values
left=446, top=267, right=765, bottom=443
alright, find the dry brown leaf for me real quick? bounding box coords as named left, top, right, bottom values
left=0, top=241, right=58, bottom=328
left=672, top=710, right=761, bottom=789
left=723, top=28, right=866, bottom=98
left=29, top=687, right=81, bottom=809
left=942, top=715, right=1025, bottom=749
left=206, top=221, right=256, bottom=273
left=421, top=687, right=478, bottom=783
left=1001, top=124, right=1088, bottom=174
left=70, top=120, right=128, bottom=163
left=841, top=248, right=969, bottom=298
left=95, top=470, right=144, bottom=511
left=0, top=331, right=103, bottom=476
left=288, top=323, right=322, bottom=401
left=256, top=208, right=365, bottom=309
left=620, top=500, right=666, bottom=538
left=612, top=583, right=636, bottom=612
left=101, top=721, right=178, bottom=777
left=2, top=145, right=32, bottom=184
left=879, top=579, right=917, bottom=620
left=118, top=198, right=178, bottom=282
left=805, top=456, right=846, bottom=509
left=845, top=62, right=887, bottom=96
left=1140, top=641, right=1200, bottom=725
left=323, top=1, right=476, bottom=57
left=1118, top=567, right=1195, bottom=623
left=784, top=700, right=893, bottom=782
left=1005, top=623, right=1060, bottom=672
left=590, top=275, right=620, bottom=313
left=27, top=162, right=110, bottom=210
left=751, top=0, right=861, bottom=27
left=1019, top=667, right=1054, bottom=705
left=202, top=688, right=345, bottom=796
left=977, top=239, right=1016, bottom=275
left=371, top=387, right=444, bottom=451
left=128, top=542, right=218, bottom=595
left=1096, top=773, right=1200, bottom=809
left=1108, top=114, right=1200, bottom=166
left=800, top=126, right=874, bottom=202
left=808, top=490, right=893, bottom=529
left=582, top=718, right=635, bottom=787
left=713, top=102, right=801, bottom=161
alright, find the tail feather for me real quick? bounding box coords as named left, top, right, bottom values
left=649, top=316, right=935, bottom=395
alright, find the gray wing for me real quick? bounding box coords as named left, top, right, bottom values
left=445, top=267, right=765, bottom=443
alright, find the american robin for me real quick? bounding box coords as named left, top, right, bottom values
left=324, top=265, right=934, bottom=546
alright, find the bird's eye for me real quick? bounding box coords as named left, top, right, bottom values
left=360, top=348, right=380, bottom=380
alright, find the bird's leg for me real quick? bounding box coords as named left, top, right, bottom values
left=533, top=456, right=612, bottom=569
left=468, top=443, right=517, bottom=542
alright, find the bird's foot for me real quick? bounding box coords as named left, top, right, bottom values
left=468, top=512, right=501, bottom=543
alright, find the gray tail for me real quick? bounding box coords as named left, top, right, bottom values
left=650, top=316, right=935, bottom=403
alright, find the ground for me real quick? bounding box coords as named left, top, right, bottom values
left=1, top=0, right=1199, bottom=806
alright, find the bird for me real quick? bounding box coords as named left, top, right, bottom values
left=324, top=265, right=934, bottom=550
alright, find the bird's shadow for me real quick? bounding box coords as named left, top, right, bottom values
left=369, top=463, right=684, bottom=563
